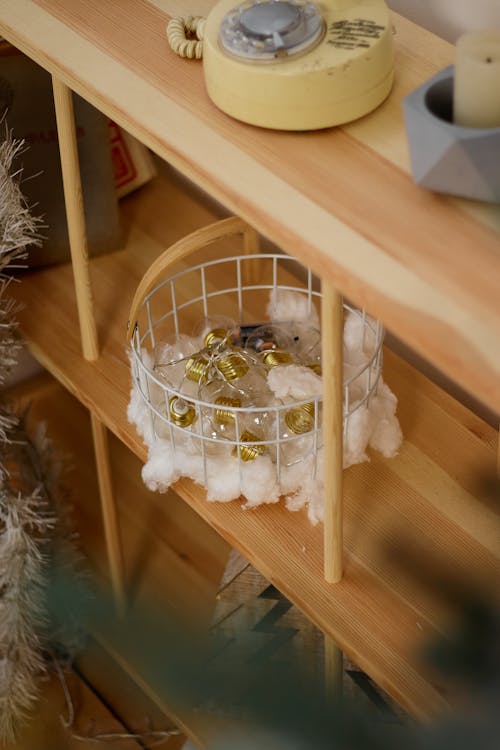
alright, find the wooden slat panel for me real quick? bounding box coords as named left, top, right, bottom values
left=0, top=0, right=498, bottom=409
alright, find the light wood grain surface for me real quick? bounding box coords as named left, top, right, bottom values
left=90, top=412, right=126, bottom=613
left=52, top=75, right=99, bottom=361
left=321, top=280, right=344, bottom=583
left=76, top=639, right=186, bottom=750
left=9, top=169, right=499, bottom=723
left=0, top=0, right=498, bottom=410
left=2, top=671, right=142, bottom=750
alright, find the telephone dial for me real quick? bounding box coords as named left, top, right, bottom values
left=202, top=0, right=395, bottom=130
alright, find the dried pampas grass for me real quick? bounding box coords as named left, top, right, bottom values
left=0, top=124, right=47, bottom=742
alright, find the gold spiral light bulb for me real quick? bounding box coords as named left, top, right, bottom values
left=307, top=363, right=322, bottom=376
left=185, top=354, right=210, bottom=383
left=232, top=430, right=266, bottom=461
left=262, top=350, right=294, bottom=368
left=217, top=352, right=250, bottom=381
left=169, top=396, right=196, bottom=428
left=285, top=402, right=315, bottom=435
left=204, top=328, right=230, bottom=349
left=214, top=396, right=242, bottom=425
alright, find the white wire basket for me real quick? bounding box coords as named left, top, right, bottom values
left=128, top=218, right=384, bottom=494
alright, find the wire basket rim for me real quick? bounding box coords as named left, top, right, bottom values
left=129, top=252, right=385, bottom=432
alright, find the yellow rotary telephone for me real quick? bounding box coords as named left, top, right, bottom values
left=169, top=0, right=395, bottom=130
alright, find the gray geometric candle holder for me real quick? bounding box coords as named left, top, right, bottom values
left=403, top=65, right=500, bottom=204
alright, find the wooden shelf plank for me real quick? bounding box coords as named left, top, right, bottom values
left=0, top=0, right=498, bottom=410
left=9, top=171, right=499, bottom=723
left=2, top=670, right=142, bottom=750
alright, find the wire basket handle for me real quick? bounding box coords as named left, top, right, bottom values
left=127, top=216, right=259, bottom=343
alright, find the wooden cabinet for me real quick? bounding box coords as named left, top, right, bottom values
left=0, top=0, right=498, bottom=736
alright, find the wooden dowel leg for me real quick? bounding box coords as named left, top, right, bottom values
left=90, top=413, right=126, bottom=614
left=325, top=635, right=343, bottom=699
left=321, top=280, right=343, bottom=583
left=52, top=76, right=99, bottom=361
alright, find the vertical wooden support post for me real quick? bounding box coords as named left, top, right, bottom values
left=324, top=635, right=343, bottom=699
left=52, top=76, right=98, bottom=361
left=243, top=224, right=261, bottom=285
left=53, top=76, right=125, bottom=612
left=321, top=279, right=343, bottom=583
left=91, top=413, right=126, bottom=614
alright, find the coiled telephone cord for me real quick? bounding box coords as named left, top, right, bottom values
left=166, top=16, right=206, bottom=59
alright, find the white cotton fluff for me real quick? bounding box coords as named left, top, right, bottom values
left=343, top=310, right=377, bottom=357
left=343, top=403, right=371, bottom=469
left=204, top=443, right=280, bottom=507
left=266, top=361, right=402, bottom=469
left=287, top=485, right=324, bottom=525
left=142, top=439, right=206, bottom=493
left=282, top=451, right=324, bottom=526
left=205, top=457, right=243, bottom=503
left=153, top=333, right=202, bottom=366
left=141, top=438, right=179, bottom=492
left=238, top=455, right=280, bottom=508
left=128, top=382, right=154, bottom=445
left=128, top=290, right=403, bottom=525
left=267, top=364, right=323, bottom=401
left=127, top=348, right=159, bottom=445
left=266, top=288, right=320, bottom=328
left=367, top=381, right=403, bottom=458
left=280, top=449, right=316, bottom=498
left=140, top=423, right=280, bottom=508
left=343, top=362, right=366, bottom=403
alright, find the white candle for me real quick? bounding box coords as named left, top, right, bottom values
left=454, top=30, right=500, bottom=128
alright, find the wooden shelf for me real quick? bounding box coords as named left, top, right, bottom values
left=0, top=0, right=499, bottom=410
left=10, top=169, right=499, bottom=723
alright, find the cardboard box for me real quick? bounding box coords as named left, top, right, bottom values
left=109, top=120, right=157, bottom=199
